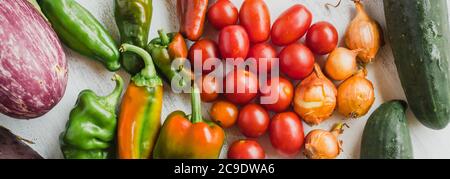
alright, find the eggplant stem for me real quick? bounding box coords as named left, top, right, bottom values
left=17, top=136, right=35, bottom=145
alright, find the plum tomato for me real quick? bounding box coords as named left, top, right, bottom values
left=189, top=39, right=220, bottom=74
left=271, top=5, right=312, bottom=46
left=279, top=43, right=315, bottom=80
left=239, top=0, right=271, bottom=43
left=246, top=43, right=277, bottom=74
left=227, top=139, right=266, bottom=159
left=198, top=75, right=220, bottom=102
left=218, top=25, right=250, bottom=60
left=260, top=77, right=294, bottom=112
left=223, top=69, right=259, bottom=105
left=269, top=112, right=305, bottom=155
left=210, top=100, right=239, bottom=128
left=306, top=21, right=338, bottom=55
left=238, top=103, right=270, bottom=138
left=207, top=0, right=238, bottom=30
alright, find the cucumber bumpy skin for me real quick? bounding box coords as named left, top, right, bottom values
left=360, top=100, right=413, bottom=159
left=384, top=0, right=450, bottom=130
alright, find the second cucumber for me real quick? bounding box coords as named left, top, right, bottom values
left=38, top=0, right=121, bottom=71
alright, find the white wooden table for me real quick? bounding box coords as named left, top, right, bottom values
left=1, top=0, right=450, bottom=159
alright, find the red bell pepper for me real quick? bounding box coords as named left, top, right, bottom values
left=152, top=85, right=225, bottom=159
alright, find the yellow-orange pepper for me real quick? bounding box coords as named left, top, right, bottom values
left=117, top=44, right=163, bottom=159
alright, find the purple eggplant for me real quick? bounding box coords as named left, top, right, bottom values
left=0, top=126, right=43, bottom=159
left=0, top=0, right=68, bottom=119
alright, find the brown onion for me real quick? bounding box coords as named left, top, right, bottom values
left=304, top=123, right=344, bottom=159
left=325, top=47, right=360, bottom=81
left=345, top=0, right=382, bottom=63
left=337, top=69, right=375, bottom=118
left=294, top=63, right=337, bottom=125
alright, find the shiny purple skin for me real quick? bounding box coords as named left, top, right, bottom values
left=0, top=126, right=43, bottom=159
left=0, top=0, right=68, bottom=119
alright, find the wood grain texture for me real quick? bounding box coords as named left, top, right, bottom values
left=1, top=0, right=450, bottom=159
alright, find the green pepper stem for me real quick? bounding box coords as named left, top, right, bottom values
left=120, top=44, right=157, bottom=78
left=158, top=29, right=171, bottom=45
left=191, top=84, right=203, bottom=124
left=104, top=74, right=124, bottom=108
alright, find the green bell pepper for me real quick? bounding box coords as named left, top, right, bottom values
left=38, top=0, right=121, bottom=71
left=60, top=74, right=124, bottom=159
left=115, top=0, right=153, bottom=75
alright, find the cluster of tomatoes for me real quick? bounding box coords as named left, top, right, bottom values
left=191, top=0, right=339, bottom=159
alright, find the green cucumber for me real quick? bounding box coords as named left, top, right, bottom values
left=384, top=0, right=450, bottom=130
left=360, top=100, right=413, bottom=159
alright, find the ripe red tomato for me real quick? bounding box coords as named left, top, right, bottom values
left=246, top=43, right=277, bottom=74
left=207, top=0, right=238, bottom=30
left=306, top=21, right=338, bottom=55
left=238, top=104, right=270, bottom=138
left=239, top=0, right=271, bottom=43
left=210, top=100, right=239, bottom=128
left=279, top=43, right=315, bottom=80
left=218, top=25, right=250, bottom=59
left=198, top=75, right=219, bottom=102
left=189, top=39, right=220, bottom=74
left=260, top=77, right=294, bottom=112
left=269, top=112, right=304, bottom=155
left=271, top=4, right=312, bottom=46
left=227, top=139, right=266, bottom=159
left=223, top=69, right=258, bottom=105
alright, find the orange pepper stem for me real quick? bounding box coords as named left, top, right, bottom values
left=191, top=84, right=203, bottom=124
left=120, top=43, right=157, bottom=78
left=158, top=29, right=171, bottom=46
